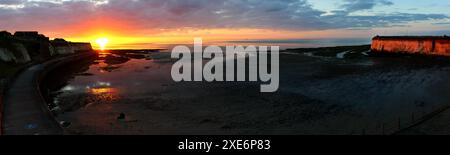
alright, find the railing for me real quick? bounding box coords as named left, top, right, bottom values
left=355, top=104, right=450, bottom=135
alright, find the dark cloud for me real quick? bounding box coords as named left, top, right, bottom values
left=324, top=13, right=448, bottom=29
left=433, top=22, right=450, bottom=25
left=0, top=0, right=448, bottom=32
left=0, top=0, right=25, bottom=5
left=341, top=0, right=393, bottom=13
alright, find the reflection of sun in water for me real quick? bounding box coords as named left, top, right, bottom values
left=90, top=88, right=115, bottom=94
left=86, top=82, right=119, bottom=102
left=96, top=38, right=109, bottom=50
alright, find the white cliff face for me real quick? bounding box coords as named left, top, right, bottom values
left=72, top=44, right=93, bottom=52
left=48, top=44, right=56, bottom=56
left=54, top=46, right=74, bottom=55
left=1, top=39, right=93, bottom=64
left=0, top=43, right=31, bottom=63
left=13, top=43, right=31, bottom=63
left=0, top=47, right=16, bottom=62
left=54, top=43, right=93, bottom=55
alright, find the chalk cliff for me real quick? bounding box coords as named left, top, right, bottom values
left=371, top=36, right=450, bottom=56
left=51, top=39, right=93, bottom=55
left=0, top=31, right=93, bottom=64
left=0, top=47, right=16, bottom=62
left=0, top=31, right=32, bottom=63
left=0, top=44, right=32, bottom=63
left=71, top=42, right=93, bottom=52
left=12, top=43, right=32, bottom=63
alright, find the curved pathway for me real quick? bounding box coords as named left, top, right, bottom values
left=3, top=63, right=62, bottom=135
left=2, top=53, right=94, bottom=135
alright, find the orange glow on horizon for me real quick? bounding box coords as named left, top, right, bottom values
left=96, top=38, right=109, bottom=50
left=56, top=27, right=375, bottom=50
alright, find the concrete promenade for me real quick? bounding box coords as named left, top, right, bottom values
left=2, top=53, right=94, bottom=135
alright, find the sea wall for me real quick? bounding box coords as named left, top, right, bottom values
left=2, top=52, right=96, bottom=135
left=371, top=36, right=450, bottom=56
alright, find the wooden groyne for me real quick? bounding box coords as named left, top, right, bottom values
left=371, top=36, right=450, bottom=56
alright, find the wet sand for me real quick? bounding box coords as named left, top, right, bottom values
left=41, top=46, right=450, bottom=135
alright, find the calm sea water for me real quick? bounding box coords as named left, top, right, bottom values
left=108, top=38, right=372, bottom=50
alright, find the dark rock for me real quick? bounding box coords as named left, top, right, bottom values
left=117, top=113, right=126, bottom=120
left=60, top=121, right=71, bottom=128
left=104, top=55, right=130, bottom=65
left=76, top=72, right=94, bottom=76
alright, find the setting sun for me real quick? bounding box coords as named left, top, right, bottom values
left=96, top=38, right=109, bottom=50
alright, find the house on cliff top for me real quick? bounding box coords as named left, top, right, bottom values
left=13, top=31, right=55, bottom=59
left=14, top=31, right=49, bottom=42
left=371, top=36, right=450, bottom=56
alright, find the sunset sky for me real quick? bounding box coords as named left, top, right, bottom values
left=1, top=0, right=449, bottom=49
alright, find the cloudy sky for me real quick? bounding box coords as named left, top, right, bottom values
left=1, top=0, right=449, bottom=47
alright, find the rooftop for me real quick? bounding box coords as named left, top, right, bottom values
left=14, top=31, right=39, bottom=36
